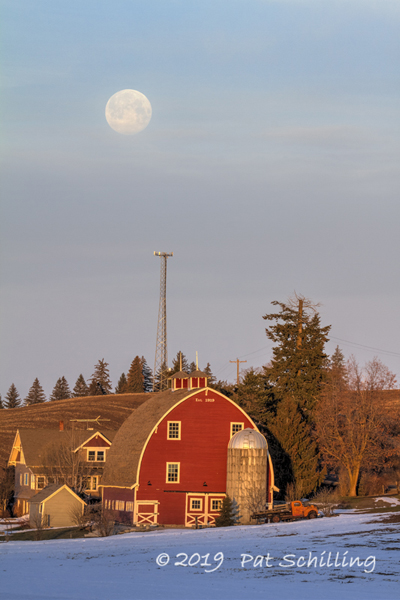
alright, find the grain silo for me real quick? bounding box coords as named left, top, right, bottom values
left=226, top=428, right=268, bottom=524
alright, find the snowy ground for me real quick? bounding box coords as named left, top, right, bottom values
left=1, top=510, right=399, bottom=600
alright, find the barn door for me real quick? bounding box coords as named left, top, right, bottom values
left=136, top=502, right=159, bottom=525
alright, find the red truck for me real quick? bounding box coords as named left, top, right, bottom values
left=251, top=500, right=319, bottom=524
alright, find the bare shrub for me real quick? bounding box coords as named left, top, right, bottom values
left=285, top=480, right=305, bottom=502
left=88, top=505, right=114, bottom=537
left=30, top=512, right=47, bottom=540
left=311, top=488, right=340, bottom=517
left=69, top=503, right=88, bottom=529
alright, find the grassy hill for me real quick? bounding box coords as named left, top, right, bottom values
left=0, top=393, right=153, bottom=471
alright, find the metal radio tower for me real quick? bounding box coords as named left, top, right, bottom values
left=153, top=251, right=173, bottom=391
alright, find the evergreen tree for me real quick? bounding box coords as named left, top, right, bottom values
left=263, top=296, right=331, bottom=415
left=213, top=380, right=235, bottom=398
left=88, top=359, right=112, bottom=395
left=188, top=361, right=197, bottom=374
left=49, top=377, right=71, bottom=401
left=203, top=362, right=216, bottom=386
left=169, top=351, right=190, bottom=375
left=72, top=374, right=89, bottom=398
left=326, top=346, right=348, bottom=394
left=126, top=356, right=144, bottom=393
left=153, top=362, right=169, bottom=392
left=262, top=295, right=330, bottom=497
left=5, top=384, right=21, bottom=408
left=115, top=373, right=128, bottom=394
left=267, top=396, right=325, bottom=497
left=24, top=378, right=46, bottom=405
left=141, top=357, right=153, bottom=393
left=235, top=368, right=268, bottom=424
left=214, top=496, right=237, bottom=527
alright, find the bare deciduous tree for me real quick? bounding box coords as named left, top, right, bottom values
left=41, top=437, right=91, bottom=494
left=316, top=357, right=399, bottom=497
left=241, top=482, right=266, bottom=517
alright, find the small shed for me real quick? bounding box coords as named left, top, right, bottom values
left=29, top=484, right=86, bottom=528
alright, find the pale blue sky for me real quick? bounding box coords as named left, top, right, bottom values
left=1, top=0, right=399, bottom=398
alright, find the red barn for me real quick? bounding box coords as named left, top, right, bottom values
left=100, top=386, right=276, bottom=526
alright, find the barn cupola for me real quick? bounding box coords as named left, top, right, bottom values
left=169, top=352, right=189, bottom=391
left=169, top=370, right=189, bottom=390
left=189, top=352, right=208, bottom=389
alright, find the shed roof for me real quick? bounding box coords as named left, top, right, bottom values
left=169, top=371, right=189, bottom=379
left=17, top=429, right=116, bottom=467
left=30, top=483, right=85, bottom=505
left=100, top=388, right=197, bottom=488
left=188, top=370, right=207, bottom=378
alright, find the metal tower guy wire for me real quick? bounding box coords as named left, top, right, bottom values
left=153, top=251, right=173, bottom=391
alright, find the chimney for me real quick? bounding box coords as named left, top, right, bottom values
left=59, top=420, right=64, bottom=432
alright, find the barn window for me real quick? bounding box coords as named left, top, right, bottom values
left=116, top=500, right=125, bottom=511
left=168, top=422, right=181, bottom=440
left=211, top=499, right=222, bottom=511
left=126, top=502, right=134, bottom=512
left=190, top=498, right=202, bottom=511
left=230, top=422, right=244, bottom=438
left=166, top=462, right=180, bottom=483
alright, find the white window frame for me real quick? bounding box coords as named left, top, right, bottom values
left=211, top=499, right=222, bottom=511
left=230, top=422, right=244, bottom=438
left=126, top=502, right=134, bottom=512
left=31, top=475, right=36, bottom=490
left=166, top=462, right=180, bottom=483
left=167, top=421, right=181, bottom=440
left=87, top=449, right=106, bottom=462
left=190, top=498, right=203, bottom=511
left=24, top=473, right=29, bottom=486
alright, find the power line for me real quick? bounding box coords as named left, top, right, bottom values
left=230, top=359, right=247, bottom=386
left=329, top=336, right=400, bottom=357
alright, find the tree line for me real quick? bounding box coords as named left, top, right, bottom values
left=0, top=353, right=217, bottom=408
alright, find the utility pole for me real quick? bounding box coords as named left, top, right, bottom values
left=230, top=359, right=247, bottom=386
left=153, top=252, right=173, bottom=391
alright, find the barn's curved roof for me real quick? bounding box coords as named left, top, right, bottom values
left=100, top=389, right=194, bottom=488
left=228, top=428, right=267, bottom=450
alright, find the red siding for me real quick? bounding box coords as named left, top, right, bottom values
left=136, top=389, right=255, bottom=524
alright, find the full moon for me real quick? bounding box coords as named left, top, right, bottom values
left=105, top=89, right=152, bottom=135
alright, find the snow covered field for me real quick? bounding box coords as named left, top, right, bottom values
left=1, top=510, right=399, bottom=600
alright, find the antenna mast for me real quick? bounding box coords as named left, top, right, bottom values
left=153, top=251, right=173, bottom=391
